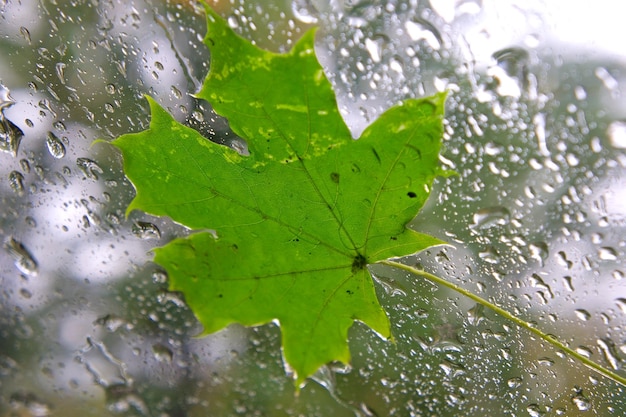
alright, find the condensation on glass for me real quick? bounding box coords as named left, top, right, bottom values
left=1, top=0, right=625, bottom=415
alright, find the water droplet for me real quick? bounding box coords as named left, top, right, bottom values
left=8, top=170, right=25, bottom=195
left=8, top=392, right=52, bottom=417
left=105, top=83, right=117, bottom=94
left=471, top=206, right=510, bottom=229
left=19, top=26, right=31, bottom=44
left=404, top=18, right=442, bottom=50
left=192, top=110, right=204, bottom=122
left=574, top=309, right=591, bottom=321
left=292, top=0, right=319, bottom=24
left=507, top=377, right=522, bottom=388
left=105, top=384, right=149, bottom=415
left=528, top=241, right=549, bottom=264
left=94, top=314, right=128, bottom=332
left=615, top=298, right=626, bottom=314
left=575, top=346, right=592, bottom=358
left=526, top=404, right=543, bottom=417
left=53, top=121, right=66, bottom=131
left=556, top=251, right=573, bottom=269
left=529, top=274, right=554, bottom=300
left=365, top=34, right=389, bottom=63
left=572, top=390, right=591, bottom=411
left=596, top=338, right=620, bottom=370
left=372, top=274, right=407, bottom=297
left=152, top=270, right=168, bottom=284
left=0, top=116, right=24, bottom=157
left=152, top=344, right=173, bottom=363
left=467, top=303, right=485, bottom=326
left=77, top=157, right=103, bottom=180
left=132, top=221, right=161, bottom=240
left=478, top=246, right=500, bottom=264
left=157, top=291, right=186, bottom=307
left=3, top=237, right=38, bottom=276
left=574, top=85, right=587, bottom=100
left=607, top=121, right=626, bottom=149
left=55, top=62, right=66, bottom=85
left=595, top=67, right=618, bottom=91
left=171, top=85, right=182, bottom=99
left=488, top=47, right=529, bottom=98
left=46, top=131, right=66, bottom=159
left=439, top=359, right=466, bottom=377
left=227, top=14, right=240, bottom=29
left=598, top=246, right=618, bottom=261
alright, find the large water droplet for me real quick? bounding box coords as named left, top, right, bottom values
left=77, top=157, right=103, bottom=180
left=488, top=47, right=529, bottom=98
left=478, top=246, right=500, bottom=264
left=55, top=62, right=67, bottom=85
left=292, top=0, right=319, bottom=24
left=365, top=34, right=389, bottom=63
left=19, top=26, right=31, bottom=44
left=507, top=377, right=522, bottom=388
left=467, top=303, right=485, bottom=325
left=529, top=274, right=553, bottom=299
left=528, top=241, right=549, bottom=264
left=572, top=392, right=591, bottom=411
left=470, top=206, right=510, bottom=229
left=94, top=314, right=128, bottom=332
left=607, top=121, right=626, bottom=149
left=404, top=18, right=442, bottom=50
left=574, top=309, right=591, bottom=321
left=152, top=343, right=173, bottom=363
left=0, top=116, right=24, bottom=157
left=8, top=170, right=25, bottom=195
left=132, top=221, right=161, bottom=240
left=526, top=403, right=543, bottom=417
left=4, top=237, right=38, bottom=276
left=598, top=246, right=618, bottom=261
left=46, top=131, right=66, bottom=159
left=596, top=338, right=620, bottom=370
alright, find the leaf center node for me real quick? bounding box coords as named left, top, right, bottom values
left=351, top=253, right=368, bottom=273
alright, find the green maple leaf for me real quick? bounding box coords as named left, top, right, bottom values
left=112, top=6, right=448, bottom=386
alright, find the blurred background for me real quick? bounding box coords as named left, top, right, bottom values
left=1, top=0, right=626, bottom=415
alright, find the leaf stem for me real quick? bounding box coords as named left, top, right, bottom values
left=379, top=259, right=626, bottom=387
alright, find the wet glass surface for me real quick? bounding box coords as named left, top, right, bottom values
left=1, top=0, right=626, bottom=415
